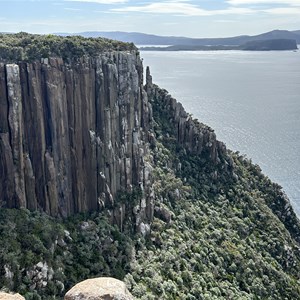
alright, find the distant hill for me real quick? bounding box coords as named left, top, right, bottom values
left=56, top=31, right=196, bottom=45
left=55, top=29, right=300, bottom=46
left=140, top=39, right=298, bottom=51
left=241, top=38, right=298, bottom=51
left=292, top=30, right=300, bottom=35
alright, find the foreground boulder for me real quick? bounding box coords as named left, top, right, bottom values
left=0, top=292, right=25, bottom=300
left=64, top=277, right=134, bottom=300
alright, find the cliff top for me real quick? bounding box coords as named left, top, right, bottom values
left=0, top=32, right=137, bottom=63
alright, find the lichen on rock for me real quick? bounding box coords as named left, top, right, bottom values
left=64, top=277, right=134, bottom=300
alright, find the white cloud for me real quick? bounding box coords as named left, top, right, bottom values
left=227, top=0, right=300, bottom=14
left=65, top=0, right=127, bottom=4
left=111, top=1, right=255, bottom=16
left=227, top=0, right=300, bottom=6
left=264, top=7, right=300, bottom=14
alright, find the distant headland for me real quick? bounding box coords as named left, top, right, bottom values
left=140, top=39, right=298, bottom=51
left=52, top=29, right=300, bottom=52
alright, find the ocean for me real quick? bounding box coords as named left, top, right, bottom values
left=140, top=49, right=300, bottom=216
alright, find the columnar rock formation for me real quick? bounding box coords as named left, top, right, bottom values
left=0, top=51, right=226, bottom=229
left=0, top=52, right=154, bottom=228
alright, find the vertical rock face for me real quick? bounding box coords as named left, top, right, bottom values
left=0, top=52, right=154, bottom=229
left=0, top=52, right=225, bottom=230
left=1, top=64, right=26, bottom=209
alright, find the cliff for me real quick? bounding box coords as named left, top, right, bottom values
left=0, top=34, right=224, bottom=232
left=0, top=53, right=151, bottom=229
left=1, top=34, right=300, bottom=299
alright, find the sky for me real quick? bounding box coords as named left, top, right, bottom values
left=0, top=0, right=300, bottom=38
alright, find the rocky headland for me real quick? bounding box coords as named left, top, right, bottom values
left=1, top=33, right=300, bottom=299
left=0, top=33, right=225, bottom=232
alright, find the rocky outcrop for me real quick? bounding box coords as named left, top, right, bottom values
left=0, top=52, right=154, bottom=230
left=64, top=277, right=134, bottom=300
left=26, top=261, right=56, bottom=291
left=145, top=66, right=227, bottom=164
left=0, top=292, right=25, bottom=300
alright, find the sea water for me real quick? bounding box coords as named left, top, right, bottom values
left=141, top=50, right=300, bottom=215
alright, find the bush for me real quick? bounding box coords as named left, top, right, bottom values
left=0, top=32, right=137, bottom=63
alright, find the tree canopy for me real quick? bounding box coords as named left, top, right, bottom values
left=0, top=32, right=137, bottom=62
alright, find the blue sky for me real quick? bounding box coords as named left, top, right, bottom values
left=0, top=0, right=300, bottom=37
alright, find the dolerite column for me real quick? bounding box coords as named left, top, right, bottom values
left=0, top=64, right=14, bottom=208
left=6, top=64, right=26, bottom=208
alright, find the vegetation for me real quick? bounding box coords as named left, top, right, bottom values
left=0, top=46, right=300, bottom=298
left=0, top=32, right=137, bottom=62
left=125, top=149, right=300, bottom=299
left=1, top=89, right=300, bottom=298
left=121, top=92, right=300, bottom=299
left=0, top=209, right=133, bottom=299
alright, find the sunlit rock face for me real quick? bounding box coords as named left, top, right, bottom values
left=64, top=277, right=134, bottom=300
left=0, top=292, right=25, bottom=300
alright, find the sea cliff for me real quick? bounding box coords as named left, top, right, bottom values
left=1, top=34, right=300, bottom=299
left=0, top=52, right=154, bottom=230
left=0, top=35, right=223, bottom=232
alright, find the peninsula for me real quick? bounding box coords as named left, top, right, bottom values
left=140, top=39, right=298, bottom=51
left=0, top=33, right=300, bottom=299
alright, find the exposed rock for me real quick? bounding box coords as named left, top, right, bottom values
left=0, top=49, right=230, bottom=231
left=26, top=261, right=54, bottom=289
left=145, top=67, right=229, bottom=166
left=139, top=222, right=151, bottom=236
left=154, top=206, right=172, bottom=224
left=4, top=265, right=13, bottom=280
left=5, top=64, right=26, bottom=209
left=64, top=277, right=134, bottom=300
left=0, top=292, right=25, bottom=300
left=0, top=52, right=155, bottom=230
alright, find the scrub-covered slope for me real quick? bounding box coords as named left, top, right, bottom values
left=123, top=74, right=300, bottom=299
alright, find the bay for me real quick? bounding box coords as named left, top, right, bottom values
left=141, top=50, right=300, bottom=215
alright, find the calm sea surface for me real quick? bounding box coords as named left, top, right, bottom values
left=141, top=50, right=300, bottom=216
